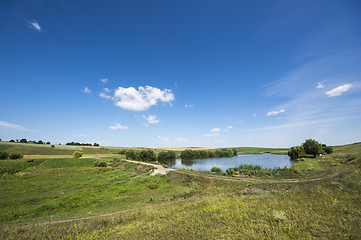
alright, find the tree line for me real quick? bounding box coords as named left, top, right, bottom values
left=123, top=148, right=238, bottom=163
left=124, top=149, right=176, bottom=162
left=66, top=142, right=100, bottom=146
left=1, top=138, right=100, bottom=147
left=180, top=148, right=237, bottom=159
left=288, top=139, right=333, bottom=160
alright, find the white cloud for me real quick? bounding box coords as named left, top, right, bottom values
left=113, top=86, right=175, bottom=111
left=99, top=92, right=111, bottom=99
left=27, top=20, right=41, bottom=32
left=185, top=104, right=194, bottom=108
left=104, top=88, right=111, bottom=93
left=267, top=109, right=285, bottom=116
left=0, top=121, right=22, bottom=129
left=83, top=87, right=91, bottom=94
left=252, top=113, right=257, bottom=117
left=325, top=83, right=352, bottom=97
left=143, top=115, right=160, bottom=124
left=224, top=125, right=233, bottom=132
left=205, top=128, right=221, bottom=137
left=158, top=136, right=169, bottom=143
left=316, top=82, right=325, bottom=89
left=100, top=78, right=108, bottom=83
left=109, top=124, right=129, bottom=130
left=0, top=121, right=29, bottom=131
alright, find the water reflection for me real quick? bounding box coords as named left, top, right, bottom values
left=180, top=159, right=194, bottom=167
left=157, top=158, right=176, bottom=168
left=159, top=154, right=295, bottom=172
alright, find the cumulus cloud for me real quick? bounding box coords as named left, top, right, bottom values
left=109, top=124, right=129, bottom=130
left=252, top=113, right=257, bottom=117
left=326, top=83, right=352, bottom=97
left=83, top=87, right=91, bottom=94
left=205, top=128, right=221, bottom=137
left=185, top=104, right=194, bottom=108
left=100, top=78, right=108, bottom=83
left=143, top=115, right=160, bottom=124
left=27, top=20, right=41, bottom=32
left=113, top=86, right=175, bottom=111
left=267, top=109, right=285, bottom=116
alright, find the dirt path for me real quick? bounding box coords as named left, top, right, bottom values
left=12, top=196, right=199, bottom=228
left=121, top=159, right=175, bottom=176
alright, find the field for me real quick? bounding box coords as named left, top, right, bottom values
left=0, top=142, right=360, bottom=239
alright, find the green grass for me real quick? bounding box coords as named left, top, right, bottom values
left=0, top=142, right=360, bottom=239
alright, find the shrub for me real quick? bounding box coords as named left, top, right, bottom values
left=73, top=151, right=83, bottom=158
left=211, top=167, right=223, bottom=174
left=118, top=149, right=127, bottom=154
left=9, top=153, right=23, bottom=159
left=288, top=146, right=304, bottom=160
left=225, top=168, right=235, bottom=176
left=0, top=152, right=9, bottom=160
left=323, top=146, right=333, bottom=154
left=94, top=160, right=107, bottom=167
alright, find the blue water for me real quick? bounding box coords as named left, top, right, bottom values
left=161, top=154, right=295, bottom=172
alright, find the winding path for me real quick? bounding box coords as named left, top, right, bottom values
left=121, top=159, right=175, bottom=176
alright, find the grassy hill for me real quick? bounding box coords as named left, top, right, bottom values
left=0, top=142, right=360, bottom=239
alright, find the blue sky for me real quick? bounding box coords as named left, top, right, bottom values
left=1, top=0, right=361, bottom=148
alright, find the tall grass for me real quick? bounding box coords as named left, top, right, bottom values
left=224, top=164, right=298, bottom=176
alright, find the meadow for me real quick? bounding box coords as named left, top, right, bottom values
left=0, top=141, right=360, bottom=239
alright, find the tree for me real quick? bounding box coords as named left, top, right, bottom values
left=158, top=151, right=176, bottom=161
left=9, top=140, right=15, bottom=142
left=125, top=150, right=140, bottom=161
left=139, top=149, right=156, bottom=162
left=288, top=146, right=303, bottom=160
left=46, top=142, right=51, bottom=144
left=37, top=140, right=44, bottom=144
left=20, top=139, right=28, bottom=143
left=232, top=148, right=238, bottom=156
left=93, top=143, right=100, bottom=146
left=73, top=151, right=83, bottom=158
left=303, top=139, right=323, bottom=158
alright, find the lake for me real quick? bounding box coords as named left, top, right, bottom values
left=158, top=154, right=295, bottom=172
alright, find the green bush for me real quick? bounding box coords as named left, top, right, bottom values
left=288, top=146, right=304, bottom=160
left=225, top=168, right=235, bottom=176
left=0, top=152, right=9, bottom=160
left=94, top=160, right=107, bottom=167
left=73, top=151, right=83, bottom=158
left=118, top=149, right=127, bottom=154
left=9, top=153, right=23, bottom=159
left=323, top=146, right=333, bottom=154
left=211, top=167, right=223, bottom=174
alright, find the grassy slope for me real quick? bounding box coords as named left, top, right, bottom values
left=0, top=143, right=360, bottom=239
